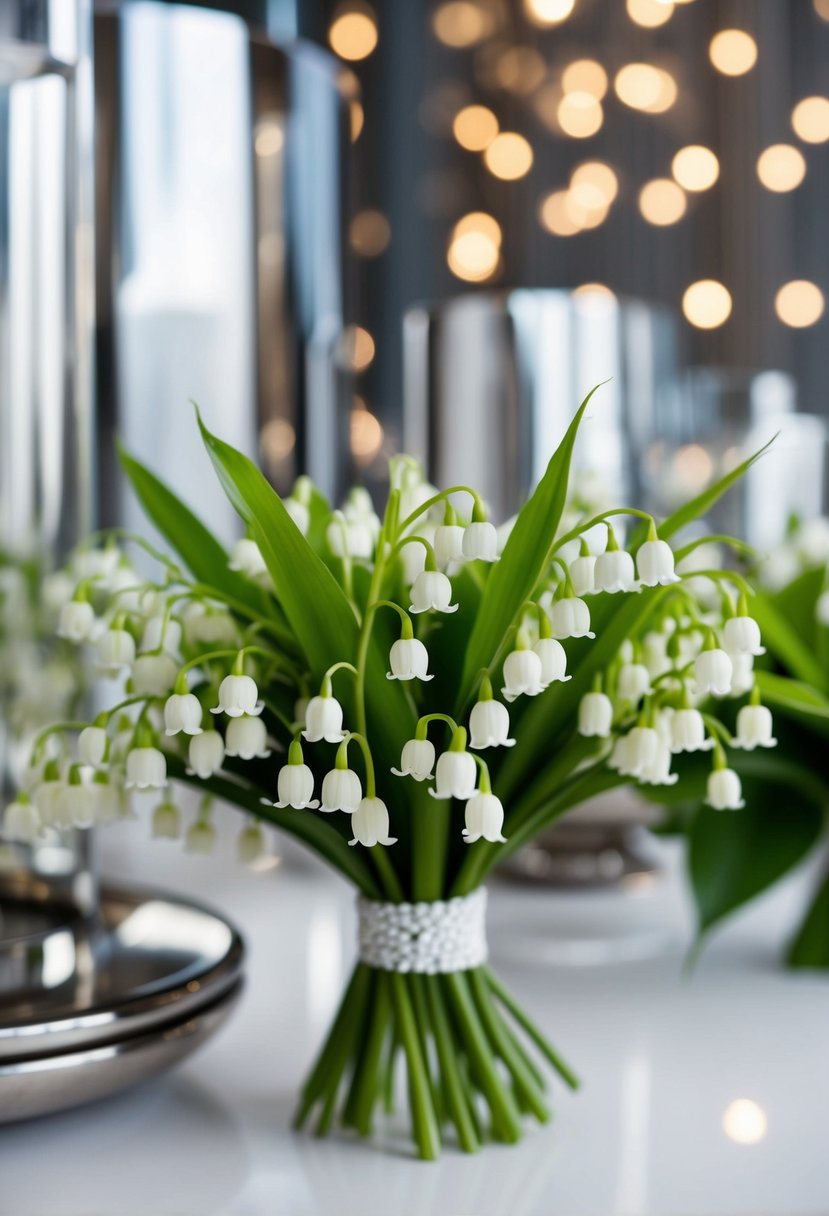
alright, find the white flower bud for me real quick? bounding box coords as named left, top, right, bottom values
left=57, top=600, right=95, bottom=642
left=57, top=780, right=99, bottom=829
left=212, top=674, right=263, bottom=718
left=225, top=716, right=272, bottom=759
left=551, top=597, right=595, bottom=640
left=78, top=726, right=109, bottom=768
left=638, top=743, right=678, bottom=786
left=284, top=498, right=310, bottom=535
left=187, top=610, right=239, bottom=648
left=132, top=653, right=179, bottom=696
left=152, top=801, right=182, bottom=840
left=671, top=708, right=713, bottom=754
left=349, top=797, right=397, bottom=847
left=624, top=726, right=660, bottom=776
left=469, top=700, right=515, bottom=749
left=429, top=750, right=477, bottom=800
left=729, top=653, right=755, bottom=696
left=636, top=539, right=679, bottom=587
left=706, top=767, right=744, bottom=810
left=616, top=663, right=652, bottom=705
left=164, top=692, right=204, bottom=737
left=434, top=524, right=465, bottom=568
left=722, top=616, right=765, bottom=657
left=733, top=704, right=777, bottom=750
left=569, top=554, right=596, bottom=597
left=501, top=649, right=545, bottom=702
left=187, top=730, right=225, bottom=778
left=410, top=570, right=458, bottom=614
left=228, top=538, right=268, bottom=578
left=594, top=549, right=637, bottom=594
left=125, top=747, right=167, bottom=790
left=237, top=823, right=267, bottom=864
left=186, top=819, right=217, bottom=853
left=391, top=738, right=436, bottom=780
left=694, top=648, right=733, bottom=697
left=533, top=638, right=570, bottom=685
left=463, top=792, right=507, bottom=843
left=96, top=628, right=136, bottom=673
left=578, top=692, right=613, bottom=737
left=461, top=521, right=499, bottom=562
left=387, top=637, right=433, bottom=681
left=327, top=514, right=375, bottom=559
left=321, top=767, right=363, bottom=813
left=302, top=695, right=346, bottom=743
left=141, top=616, right=182, bottom=656
left=274, top=764, right=319, bottom=809
left=3, top=799, right=41, bottom=844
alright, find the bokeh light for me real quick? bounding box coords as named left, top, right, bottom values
left=255, top=122, right=283, bottom=157
left=524, top=0, right=576, bottom=25
left=351, top=403, right=384, bottom=464
left=260, top=418, right=296, bottom=465
left=682, top=280, right=732, bottom=328
left=349, top=209, right=391, bottom=257
left=816, top=0, right=829, bottom=20
left=722, top=1100, right=768, bottom=1146
left=756, top=144, right=806, bottom=192
left=494, top=47, right=547, bottom=94
left=453, top=104, right=499, bottom=151
left=775, top=280, right=825, bottom=327
left=447, top=213, right=502, bottom=280
left=454, top=211, right=503, bottom=245
left=573, top=283, right=616, bottom=299
left=709, top=29, right=758, bottom=76
left=343, top=325, right=376, bottom=371
left=792, top=96, right=829, bottom=143
left=350, top=100, right=364, bottom=141
left=432, top=1, right=494, bottom=47
left=639, top=178, right=687, bottom=225
left=538, top=190, right=580, bottom=236
left=627, top=0, right=674, bottom=28
left=672, top=145, right=720, bottom=191
left=561, top=59, right=608, bottom=100
left=328, top=5, right=378, bottom=61
left=557, top=92, right=604, bottom=138
left=571, top=161, right=619, bottom=205
left=614, top=64, right=678, bottom=113
left=484, top=132, right=534, bottom=179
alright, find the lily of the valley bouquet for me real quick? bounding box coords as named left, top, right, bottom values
left=6, top=389, right=772, bottom=1158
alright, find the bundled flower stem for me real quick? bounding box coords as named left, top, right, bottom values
left=6, top=391, right=772, bottom=1158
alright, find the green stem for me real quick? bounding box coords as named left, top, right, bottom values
left=484, top=967, right=580, bottom=1090
left=425, top=976, right=481, bottom=1153
left=468, top=970, right=550, bottom=1124
left=351, top=971, right=393, bottom=1136
left=390, top=974, right=442, bottom=1160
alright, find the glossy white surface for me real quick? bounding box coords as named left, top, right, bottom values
left=1, top=823, right=827, bottom=1216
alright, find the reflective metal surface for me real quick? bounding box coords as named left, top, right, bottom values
left=0, top=878, right=244, bottom=1062
left=403, top=289, right=678, bottom=519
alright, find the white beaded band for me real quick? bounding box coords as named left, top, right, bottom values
left=356, top=888, right=488, bottom=974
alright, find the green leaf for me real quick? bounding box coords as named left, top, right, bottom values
left=458, top=383, right=605, bottom=705
left=770, top=567, right=825, bottom=649
left=752, top=596, right=828, bottom=694
left=196, top=410, right=359, bottom=680
left=688, top=778, right=823, bottom=937
left=656, top=436, right=775, bottom=542
left=756, top=670, right=829, bottom=735
left=118, top=444, right=263, bottom=611
left=787, top=872, right=829, bottom=968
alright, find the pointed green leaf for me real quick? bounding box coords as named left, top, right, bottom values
left=752, top=598, right=828, bottom=694
left=458, top=383, right=605, bottom=704
left=787, top=872, right=829, bottom=969
left=755, top=670, right=829, bottom=734
left=655, top=436, right=775, bottom=542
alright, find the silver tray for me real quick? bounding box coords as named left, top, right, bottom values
left=0, top=877, right=244, bottom=1060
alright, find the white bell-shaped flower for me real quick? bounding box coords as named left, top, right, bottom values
left=569, top=554, right=596, bottom=597
left=391, top=737, right=436, bottom=780
left=141, top=616, right=182, bottom=656
left=321, top=767, right=363, bottom=813
left=91, top=778, right=125, bottom=826
left=608, top=733, right=633, bottom=772
left=501, top=648, right=545, bottom=702
left=225, top=716, right=272, bottom=759
left=187, top=730, right=225, bottom=778
left=624, top=726, right=660, bottom=776
left=434, top=524, right=465, bottom=568
left=283, top=497, right=310, bottom=535
left=469, top=699, right=515, bottom=749
left=96, top=628, right=136, bottom=673
left=638, top=743, right=678, bottom=786
left=186, top=819, right=217, bottom=854
left=3, top=799, right=41, bottom=843
left=31, top=775, right=66, bottom=826
left=534, top=637, right=570, bottom=685
left=578, top=691, right=613, bottom=737
left=729, top=652, right=755, bottom=696
left=57, top=600, right=95, bottom=642
left=410, top=570, right=458, bottom=614
left=462, top=521, right=499, bottom=562
left=671, top=708, right=714, bottom=754
left=164, top=692, right=204, bottom=737
left=430, top=738, right=477, bottom=801
left=463, top=792, right=507, bottom=844
left=228, top=538, right=268, bottom=578
left=387, top=637, right=433, bottom=681
left=125, top=747, right=167, bottom=790
left=636, top=538, right=680, bottom=587
left=616, top=663, right=652, bottom=705
left=643, top=630, right=672, bottom=678
left=78, top=726, right=109, bottom=768
left=237, top=822, right=267, bottom=864
left=733, top=704, right=777, bottom=750
left=349, top=797, right=397, bottom=847
left=694, top=647, right=733, bottom=697
left=131, top=653, right=179, bottom=696
left=302, top=694, right=346, bottom=743
left=152, top=801, right=182, bottom=840
left=212, top=673, right=263, bottom=717
left=706, top=766, right=745, bottom=810
left=327, top=512, right=375, bottom=560
left=594, top=547, right=637, bottom=595
left=274, top=744, right=319, bottom=809
left=551, top=597, right=595, bottom=640
left=186, top=609, right=239, bottom=648
left=722, top=616, right=765, bottom=656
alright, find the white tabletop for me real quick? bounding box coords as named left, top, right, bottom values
left=1, top=818, right=827, bottom=1216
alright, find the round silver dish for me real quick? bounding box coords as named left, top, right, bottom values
left=0, top=875, right=244, bottom=1088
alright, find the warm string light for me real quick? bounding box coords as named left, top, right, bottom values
left=682, top=280, right=732, bottom=329
left=483, top=132, right=534, bottom=179
left=561, top=59, right=608, bottom=99
left=709, top=29, right=758, bottom=77
left=432, top=1, right=494, bottom=47
left=349, top=210, right=391, bottom=258
left=328, top=4, right=378, bottom=61
left=672, top=145, right=719, bottom=191
left=614, top=63, right=678, bottom=113
left=524, top=0, right=576, bottom=26
left=539, top=161, right=618, bottom=237
left=627, top=0, right=674, bottom=28
left=557, top=91, right=604, bottom=138
left=791, top=96, right=829, bottom=144
left=775, top=280, right=825, bottom=327
left=756, top=144, right=806, bottom=192
left=447, top=212, right=502, bottom=280
left=453, top=104, right=499, bottom=150
left=639, top=178, right=686, bottom=225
